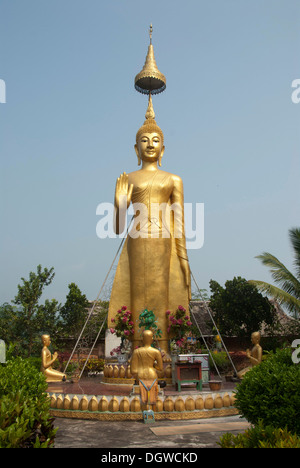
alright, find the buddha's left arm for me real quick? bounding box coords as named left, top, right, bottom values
left=171, top=176, right=191, bottom=299
left=154, top=350, right=164, bottom=373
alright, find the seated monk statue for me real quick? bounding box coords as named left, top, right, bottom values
left=41, top=334, right=66, bottom=382
left=130, top=329, right=163, bottom=406
left=237, top=331, right=263, bottom=379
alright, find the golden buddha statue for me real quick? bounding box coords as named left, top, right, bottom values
left=237, top=331, right=263, bottom=379
left=41, top=334, right=66, bottom=382
left=108, top=26, right=191, bottom=359
left=130, top=330, right=163, bottom=405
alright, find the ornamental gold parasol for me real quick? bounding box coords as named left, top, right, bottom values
left=134, top=25, right=166, bottom=95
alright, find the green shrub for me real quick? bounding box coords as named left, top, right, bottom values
left=0, top=357, right=57, bottom=448
left=26, top=357, right=42, bottom=372
left=219, top=421, right=300, bottom=448
left=234, top=348, right=300, bottom=435
left=79, top=358, right=105, bottom=375
left=209, top=351, right=231, bottom=374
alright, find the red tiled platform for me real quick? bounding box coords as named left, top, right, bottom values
left=47, top=379, right=133, bottom=396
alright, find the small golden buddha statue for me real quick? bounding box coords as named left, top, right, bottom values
left=237, top=331, right=263, bottom=379
left=41, top=334, right=66, bottom=382
left=108, top=26, right=191, bottom=359
left=130, top=330, right=163, bottom=405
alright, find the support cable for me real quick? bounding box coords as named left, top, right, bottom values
left=63, top=217, right=133, bottom=375
left=190, top=270, right=238, bottom=377
left=189, top=304, right=222, bottom=381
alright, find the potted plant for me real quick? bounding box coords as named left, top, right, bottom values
left=138, top=308, right=162, bottom=347
left=208, top=380, right=223, bottom=391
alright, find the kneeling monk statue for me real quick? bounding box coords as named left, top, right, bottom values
left=130, top=330, right=163, bottom=406
left=41, top=334, right=66, bottom=382
left=237, top=331, right=263, bottom=379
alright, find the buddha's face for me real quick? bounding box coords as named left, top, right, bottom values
left=135, top=132, right=165, bottom=166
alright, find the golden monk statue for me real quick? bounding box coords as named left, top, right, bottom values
left=108, top=27, right=191, bottom=359
left=41, top=335, right=66, bottom=382
left=237, top=331, right=263, bottom=379
left=130, top=330, right=163, bottom=405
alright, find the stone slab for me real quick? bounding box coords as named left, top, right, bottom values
left=150, top=421, right=250, bottom=436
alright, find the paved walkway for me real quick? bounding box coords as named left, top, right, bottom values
left=54, top=415, right=249, bottom=449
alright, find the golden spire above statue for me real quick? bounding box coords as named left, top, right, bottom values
left=134, top=25, right=166, bottom=95
left=144, top=93, right=155, bottom=120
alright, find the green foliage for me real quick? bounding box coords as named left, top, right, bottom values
left=234, top=348, right=300, bottom=435
left=60, top=282, right=89, bottom=336
left=191, top=287, right=209, bottom=300
left=0, top=303, right=25, bottom=356
left=26, top=356, right=42, bottom=372
left=219, top=421, right=300, bottom=448
left=138, top=308, right=162, bottom=341
left=79, top=358, right=105, bottom=375
left=0, top=358, right=57, bottom=448
left=209, top=276, right=276, bottom=338
left=209, top=351, right=231, bottom=374
left=93, top=300, right=109, bottom=339
left=250, top=227, right=300, bottom=318
left=13, top=265, right=55, bottom=311
left=0, top=267, right=101, bottom=359
left=5, top=265, right=61, bottom=357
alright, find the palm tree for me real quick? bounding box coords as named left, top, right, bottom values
left=249, top=227, right=300, bottom=319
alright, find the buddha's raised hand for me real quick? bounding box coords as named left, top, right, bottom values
left=115, top=172, right=133, bottom=210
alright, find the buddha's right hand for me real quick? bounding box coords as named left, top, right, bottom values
left=115, top=172, right=133, bottom=210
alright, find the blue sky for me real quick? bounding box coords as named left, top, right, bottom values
left=0, top=0, right=299, bottom=306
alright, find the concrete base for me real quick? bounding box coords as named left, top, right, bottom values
left=50, top=407, right=239, bottom=421
left=48, top=389, right=238, bottom=421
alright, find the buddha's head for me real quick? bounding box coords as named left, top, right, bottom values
left=42, top=334, right=51, bottom=346
left=135, top=95, right=165, bottom=166
left=251, top=331, right=261, bottom=345
left=142, top=329, right=154, bottom=346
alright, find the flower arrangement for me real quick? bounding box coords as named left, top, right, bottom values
left=166, top=305, right=193, bottom=339
left=110, top=306, right=135, bottom=340
left=110, top=339, right=132, bottom=357
left=170, top=333, right=202, bottom=355
left=110, top=306, right=135, bottom=355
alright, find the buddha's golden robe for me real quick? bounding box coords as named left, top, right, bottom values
left=108, top=169, right=190, bottom=351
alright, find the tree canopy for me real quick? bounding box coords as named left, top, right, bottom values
left=0, top=266, right=96, bottom=358
left=209, top=276, right=276, bottom=338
